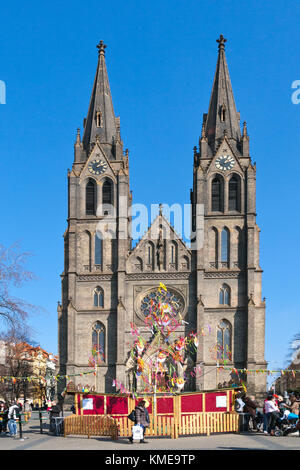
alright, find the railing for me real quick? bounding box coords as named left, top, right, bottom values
left=63, top=412, right=238, bottom=440
left=114, top=412, right=238, bottom=439
left=177, top=412, right=239, bottom=437
left=64, top=415, right=118, bottom=440
left=115, top=415, right=175, bottom=438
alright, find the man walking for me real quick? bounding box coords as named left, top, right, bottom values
left=7, top=402, right=20, bottom=438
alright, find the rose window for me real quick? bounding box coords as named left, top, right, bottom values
left=140, top=289, right=185, bottom=317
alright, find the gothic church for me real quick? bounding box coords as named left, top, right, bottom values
left=58, top=36, right=267, bottom=397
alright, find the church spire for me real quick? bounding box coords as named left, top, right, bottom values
left=204, top=35, right=241, bottom=151
left=82, top=41, right=119, bottom=157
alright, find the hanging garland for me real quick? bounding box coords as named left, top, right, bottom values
left=217, top=366, right=300, bottom=376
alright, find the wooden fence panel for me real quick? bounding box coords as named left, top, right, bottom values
left=64, top=411, right=238, bottom=440
left=177, top=412, right=239, bottom=437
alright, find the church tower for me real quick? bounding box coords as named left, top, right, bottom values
left=58, top=36, right=266, bottom=398
left=58, top=41, right=131, bottom=394
left=191, top=35, right=267, bottom=395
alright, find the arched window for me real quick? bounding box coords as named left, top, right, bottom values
left=221, top=228, right=230, bottom=265
left=96, top=110, right=102, bottom=128
left=170, top=241, right=178, bottom=266
left=92, top=321, right=105, bottom=362
left=135, top=257, right=143, bottom=271
left=219, top=284, right=231, bottom=305
left=102, top=179, right=113, bottom=215
left=82, top=230, right=92, bottom=271
left=94, top=286, right=104, bottom=307
left=228, top=175, right=240, bottom=211
left=220, top=104, right=226, bottom=122
left=95, top=233, right=103, bottom=267
left=210, top=227, right=218, bottom=268
left=86, top=179, right=96, bottom=215
left=147, top=242, right=153, bottom=265
left=212, top=176, right=224, bottom=212
left=236, top=227, right=243, bottom=268
left=217, top=320, right=232, bottom=361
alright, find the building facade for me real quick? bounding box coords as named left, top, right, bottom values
left=58, top=36, right=267, bottom=397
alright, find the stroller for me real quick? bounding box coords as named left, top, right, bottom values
left=273, top=410, right=300, bottom=437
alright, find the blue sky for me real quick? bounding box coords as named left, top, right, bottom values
left=0, top=0, right=299, bottom=381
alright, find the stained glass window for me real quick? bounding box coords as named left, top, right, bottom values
left=217, top=320, right=232, bottom=360
left=140, top=289, right=184, bottom=317
left=92, top=322, right=105, bottom=361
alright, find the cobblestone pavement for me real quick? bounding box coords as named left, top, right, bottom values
left=1, top=417, right=299, bottom=451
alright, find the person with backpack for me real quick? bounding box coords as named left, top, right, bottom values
left=128, top=399, right=150, bottom=443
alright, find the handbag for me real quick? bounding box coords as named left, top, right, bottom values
left=128, top=410, right=136, bottom=422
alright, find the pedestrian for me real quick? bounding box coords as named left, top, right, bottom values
left=290, top=395, right=300, bottom=417
left=49, top=401, right=62, bottom=434
left=264, top=395, right=279, bottom=436
left=128, top=399, right=150, bottom=443
left=243, top=395, right=260, bottom=431
left=7, top=402, right=20, bottom=438
left=0, top=402, right=8, bottom=434
left=234, top=391, right=245, bottom=413
left=24, top=400, right=31, bottom=413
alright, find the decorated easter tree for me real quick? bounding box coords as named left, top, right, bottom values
left=127, top=283, right=201, bottom=396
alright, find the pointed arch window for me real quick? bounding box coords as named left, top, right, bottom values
left=217, top=320, right=232, bottom=361
left=96, top=110, right=102, bottom=128
left=147, top=242, right=153, bottom=265
left=92, top=321, right=105, bottom=362
left=95, top=233, right=103, bottom=267
left=170, top=241, right=178, bottom=266
left=86, top=179, right=96, bottom=215
left=228, top=175, right=240, bottom=211
left=221, top=228, right=230, bottom=265
left=210, top=227, right=218, bottom=268
left=220, top=104, right=227, bottom=122
left=236, top=227, right=243, bottom=268
left=94, top=286, right=104, bottom=307
left=219, top=284, right=231, bottom=305
left=102, top=179, right=113, bottom=215
left=212, top=176, right=224, bottom=212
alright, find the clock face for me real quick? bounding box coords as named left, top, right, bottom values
left=88, top=159, right=107, bottom=175
left=215, top=155, right=235, bottom=171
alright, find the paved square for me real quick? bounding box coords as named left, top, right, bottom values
left=1, top=414, right=299, bottom=450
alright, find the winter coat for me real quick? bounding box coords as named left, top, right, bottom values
left=243, top=397, right=258, bottom=417
left=134, top=406, right=150, bottom=427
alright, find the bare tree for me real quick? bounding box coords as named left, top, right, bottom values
left=0, top=243, right=38, bottom=334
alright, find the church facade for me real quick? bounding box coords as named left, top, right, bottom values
left=58, top=36, right=267, bottom=397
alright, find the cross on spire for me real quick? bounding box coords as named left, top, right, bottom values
left=97, top=40, right=107, bottom=56
left=216, top=34, right=226, bottom=51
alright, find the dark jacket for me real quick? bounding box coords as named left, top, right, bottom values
left=135, top=406, right=150, bottom=427
left=243, top=397, right=258, bottom=417
left=50, top=404, right=61, bottom=418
